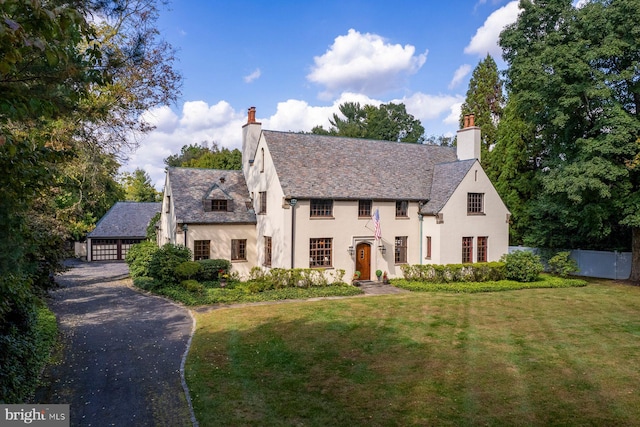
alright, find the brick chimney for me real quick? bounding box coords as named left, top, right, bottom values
left=247, top=106, right=256, bottom=124
left=457, top=114, right=481, bottom=161
left=242, top=106, right=262, bottom=177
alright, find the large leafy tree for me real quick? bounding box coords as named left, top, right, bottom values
left=312, top=101, right=425, bottom=143
left=164, top=142, right=242, bottom=170
left=459, top=54, right=504, bottom=164
left=0, top=0, right=180, bottom=401
left=500, top=0, right=640, bottom=278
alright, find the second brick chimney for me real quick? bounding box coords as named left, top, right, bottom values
left=457, top=114, right=481, bottom=161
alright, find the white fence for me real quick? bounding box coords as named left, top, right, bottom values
left=509, top=246, right=631, bottom=280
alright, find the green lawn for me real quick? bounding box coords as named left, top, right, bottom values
left=186, top=280, right=640, bottom=426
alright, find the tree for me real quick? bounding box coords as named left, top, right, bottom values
left=165, top=142, right=242, bottom=170
left=312, top=101, right=425, bottom=143
left=499, top=0, right=640, bottom=278
left=459, top=54, right=504, bottom=163
left=0, top=0, right=181, bottom=401
left=121, top=168, right=160, bottom=202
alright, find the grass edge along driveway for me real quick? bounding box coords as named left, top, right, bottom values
left=186, top=280, right=640, bottom=426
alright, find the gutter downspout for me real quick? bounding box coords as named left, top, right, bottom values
left=418, top=213, right=423, bottom=265
left=289, top=199, right=298, bottom=268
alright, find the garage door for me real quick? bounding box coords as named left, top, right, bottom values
left=91, top=238, right=144, bottom=261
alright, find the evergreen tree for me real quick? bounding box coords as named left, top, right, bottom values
left=459, top=54, right=504, bottom=164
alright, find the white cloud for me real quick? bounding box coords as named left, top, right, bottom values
left=465, top=1, right=520, bottom=57
left=123, top=92, right=464, bottom=189
left=244, top=68, right=261, bottom=83
left=398, top=93, right=464, bottom=123
left=307, top=29, right=428, bottom=98
left=444, top=101, right=464, bottom=125
left=449, top=64, right=472, bottom=89
left=573, top=0, right=589, bottom=8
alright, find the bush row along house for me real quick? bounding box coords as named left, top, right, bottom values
left=157, top=107, right=510, bottom=279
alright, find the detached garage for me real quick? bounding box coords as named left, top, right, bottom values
left=87, top=201, right=161, bottom=261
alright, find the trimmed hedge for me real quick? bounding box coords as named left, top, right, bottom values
left=246, top=267, right=347, bottom=291
left=393, top=274, right=586, bottom=293
left=400, top=262, right=506, bottom=283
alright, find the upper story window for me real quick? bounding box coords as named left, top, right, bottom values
left=467, top=193, right=484, bottom=215
left=260, top=148, right=265, bottom=173
left=259, top=191, right=267, bottom=214
left=210, top=199, right=228, bottom=211
left=396, top=200, right=408, bottom=217
left=358, top=200, right=372, bottom=218
left=310, top=199, right=333, bottom=217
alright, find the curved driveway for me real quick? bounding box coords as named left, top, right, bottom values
left=34, top=260, right=195, bottom=427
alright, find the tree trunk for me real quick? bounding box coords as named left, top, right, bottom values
left=629, top=227, right=640, bottom=281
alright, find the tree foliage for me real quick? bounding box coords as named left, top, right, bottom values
left=0, top=0, right=181, bottom=401
left=459, top=54, right=504, bottom=159
left=499, top=0, right=640, bottom=277
left=165, top=142, right=242, bottom=170
left=120, top=168, right=160, bottom=202
left=312, top=102, right=425, bottom=143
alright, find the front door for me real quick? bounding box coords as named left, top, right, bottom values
left=355, top=243, right=371, bottom=280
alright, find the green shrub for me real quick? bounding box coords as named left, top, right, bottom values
left=175, top=261, right=201, bottom=280
left=548, top=251, right=579, bottom=277
left=132, top=276, right=160, bottom=291
left=196, top=259, right=231, bottom=281
left=400, top=262, right=506, bottom=283
left=181, top=280, right=204, bottom=294
left=125, top=241, right=159, bottom=278
left=148, top=243, right=192, bottom=286
left=501, top=251, right=543, bottom=282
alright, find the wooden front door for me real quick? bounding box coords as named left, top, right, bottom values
left=355, top=243, right=371, bottom=280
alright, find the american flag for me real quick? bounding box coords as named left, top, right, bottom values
left=372, top=208, right=381, bottom=240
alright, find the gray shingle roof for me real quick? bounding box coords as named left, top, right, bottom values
left=421, top=159, right=476, bottom=215
left=263, top=131, right=458, bottom=200
left=88, top=202, right=161, bottom=238
left=168, top=168, right=256, bottom=224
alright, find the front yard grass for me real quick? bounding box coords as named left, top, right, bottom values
left=186, top=279, right=640, bottom=426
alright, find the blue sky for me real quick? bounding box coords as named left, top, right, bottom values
left=124, top=0, right=526, bottom=188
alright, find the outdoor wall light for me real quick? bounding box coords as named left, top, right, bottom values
left=348, top=246, right=355, bottom=255
left=378, top=244, right=386, bottom=254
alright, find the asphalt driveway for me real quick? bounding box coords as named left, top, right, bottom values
left=34, top=260, right=195, bottom=427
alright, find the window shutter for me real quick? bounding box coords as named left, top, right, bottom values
left=226, top=200, right=234, bottom=212
left=203, top=199, right=211, bottom=212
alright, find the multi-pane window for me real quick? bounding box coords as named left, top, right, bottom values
left=264, top=236, right=272, bottom=267
left=310, top=199, right=333, bottom=217
left=259, top=191, right=267, bottom=214
left=477, top=236, right=488, bottom=262
left=425, top=236, right=432, bottom=260
left=194, top=240, right=210, bottom=260
left=210, top=199, right=227, bottom=211
left=467, top=193, right=484, bottom=214
left=358, top=200, right=372, bottom=218
left=231, top=239, right=247, bottom=261
left=396, top=200, right=408, bottom=217
left=462, top=237, right=473, bottom=263
left=309, top=238, right=332, bottom=267
left=395, top=236, right=408, bottom=264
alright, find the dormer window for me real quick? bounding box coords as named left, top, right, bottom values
left=210, top=199, right=228, bottom=211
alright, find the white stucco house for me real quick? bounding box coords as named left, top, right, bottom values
left=158, top=107, right=510, bottom=279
